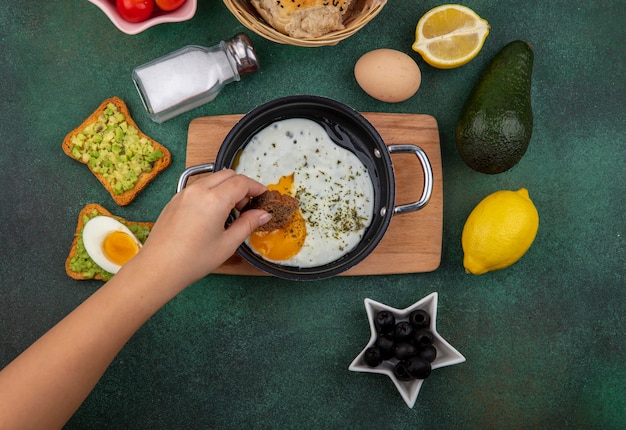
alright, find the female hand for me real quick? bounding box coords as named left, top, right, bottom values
left=0, top=170, right=271, bottom=430
left=129, top=169, right=270, bottom=290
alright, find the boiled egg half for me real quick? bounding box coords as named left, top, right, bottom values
left=82, top=216, right=142, bottom=274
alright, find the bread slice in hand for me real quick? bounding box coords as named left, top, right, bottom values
left=65, top=203, right=154, bottom=281
left=251, top=0, right=353, bottom=38
left=243, top=190, right=300, bottom=232
left=62, top=97, right=171, bottom=206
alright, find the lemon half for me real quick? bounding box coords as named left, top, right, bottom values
left=462, top=188, right=539, bottom=275
left=412, top=4, right=490, bottom=69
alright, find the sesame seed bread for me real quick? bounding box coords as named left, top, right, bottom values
left=251, top=0, right=353, bottom=38
left=61, top=97, right=171, bottom=206
left=65, top=203, right=154, bottom=281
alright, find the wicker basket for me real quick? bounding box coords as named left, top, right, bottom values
left=223, top=0, right=387, bottom=47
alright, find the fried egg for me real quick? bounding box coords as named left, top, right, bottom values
left=235, top=118, right=374, bottom=267
left=82, top=216, right=142, bottom=274
left=248, top=173, right=307, bottom=261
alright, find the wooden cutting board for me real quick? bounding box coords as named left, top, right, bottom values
left=186, top=112, right=443, bottom=276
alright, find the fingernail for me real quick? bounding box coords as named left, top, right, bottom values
left=259, top=212, right=272, bottom=225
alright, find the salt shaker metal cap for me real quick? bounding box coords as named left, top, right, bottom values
left=224, top=33, right=259, bottom=76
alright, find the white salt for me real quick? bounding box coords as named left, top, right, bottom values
left=135, top=50, right=233, bottom=114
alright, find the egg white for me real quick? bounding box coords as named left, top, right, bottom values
left=82, top=216, right=142, bottom=274
left=235, top=118, right=375, bottom=267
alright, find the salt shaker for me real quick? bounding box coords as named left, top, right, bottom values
left=132, top=33, right=259, bottom=123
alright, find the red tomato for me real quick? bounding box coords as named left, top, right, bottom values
left=116, top=0, right=155, bottom=23
left=155, top=0, right=187, bottom=12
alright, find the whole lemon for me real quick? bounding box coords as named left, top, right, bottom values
left=462, top=188, right=539, bottom=275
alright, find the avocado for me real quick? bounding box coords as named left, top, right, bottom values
left=69, top=103, right=164, bottom=194
left=455, top=40, right=534, bottom=174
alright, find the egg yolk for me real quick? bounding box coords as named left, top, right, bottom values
left=249, top=210, right=306, bottom=261
left=102, top=230, right=140, bottom=266
left=249, top=172, right=307, bottom=261
left=268, top=173, right=295, bottom=194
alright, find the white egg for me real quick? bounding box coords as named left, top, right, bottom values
left=82, top=216, right=142, bottom=274
left=235, top=118, right=375, bottom=267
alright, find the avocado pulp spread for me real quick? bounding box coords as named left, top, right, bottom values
left=70, top=103, right=164, bottom=195
left=69, top=208, right=150, bottom=280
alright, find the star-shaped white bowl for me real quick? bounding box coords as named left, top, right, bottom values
left=349, top=292, right=466, bottom=408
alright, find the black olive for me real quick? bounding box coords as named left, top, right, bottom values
left=366, top=308, right=440, bottom=383
left=375, top=334, right=395, bottom=360
left=418, top=345, right=437, bottom=363
left=405, top=357, right=432, bottom=379
left=413, top=328, right=434, bottom=347
left=363, top=346, right=383, bottom=367
left=409, top=309, right=430, bottom=329
left=394, top=321, right=414, bottom=340
left=394, top=361, right=413, bottom=381
left=393, top=342, right=417, bottom=360
left=374, top=311, right=396, bottom=334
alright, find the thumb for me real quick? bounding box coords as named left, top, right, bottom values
left=224, top=209, right=272, bottom=244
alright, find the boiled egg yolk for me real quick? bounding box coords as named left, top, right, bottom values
left=82, top=216, right=142, bottom=275
left=248, top=173, right=307, bottom=261
left=102, top=230, right=141, bottom=266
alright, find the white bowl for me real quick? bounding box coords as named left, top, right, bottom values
left=349, top=292, right=466, bottom=408
left=88, top=0, right=197, bottom=35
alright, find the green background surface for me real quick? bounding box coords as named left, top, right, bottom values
left=1, top=1, right=624, bottom=428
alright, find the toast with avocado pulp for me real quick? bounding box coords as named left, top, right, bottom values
left=65, top=203, right=153, bottom=281
left=62, top=97, right=171, bottom=206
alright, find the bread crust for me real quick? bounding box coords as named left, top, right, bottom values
left=251, top=0, right=353, bottom=38
left=65, top=203, right=154, bottom=281
left=61, top=97, right=171, bottom=206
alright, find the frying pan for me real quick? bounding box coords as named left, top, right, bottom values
left=177, top=95, right=433, bottom=280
